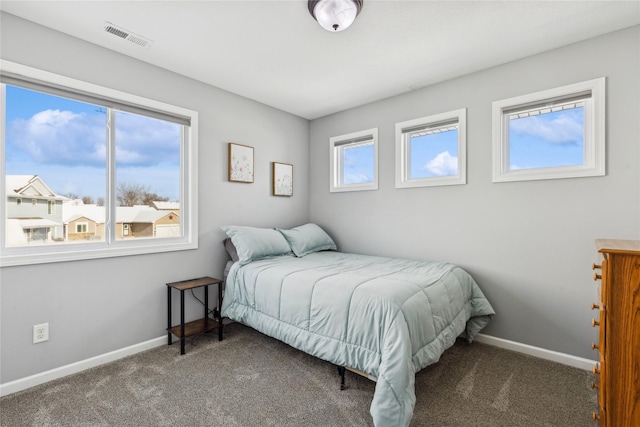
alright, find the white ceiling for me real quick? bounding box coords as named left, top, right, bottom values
left=1, top=1, right=638, bottom=120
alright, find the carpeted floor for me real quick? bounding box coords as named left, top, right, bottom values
left=0, top=323, right=596, bottom=426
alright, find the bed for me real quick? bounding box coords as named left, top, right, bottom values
left=220, top=223, right=495, bottom=427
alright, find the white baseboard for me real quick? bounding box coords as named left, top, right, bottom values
left=0, top=333, right=597, bottom=397
left=474, top=333, right=597, bottom=371
left=0, top=336, right=166, bottom=397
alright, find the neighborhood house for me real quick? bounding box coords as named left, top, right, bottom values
left=5, top=175, right=180, bottom=245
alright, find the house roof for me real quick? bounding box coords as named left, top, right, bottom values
left=151, top=201, right=180, bottom=211
left=63, top=203, right=177, bottom=225
left=63, top=204, right=107, bottom=224
left=6, top=175, right=66, bottom=201
left=116, top=206, right=166, bottom=223
left=12, top=218, right=62, bottom=229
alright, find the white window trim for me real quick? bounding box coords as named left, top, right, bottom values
left=0, top=60, right=199, bottom=267
left=329, top=128, right=378, bottom=193
left=395, top=109, right=466, bottom=188
left=75, top=222, right=88, bottom=233
left=492, top=77, right=605, bottom=183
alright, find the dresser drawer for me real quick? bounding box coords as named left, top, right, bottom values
left=593, top=239, right=640, bottom=427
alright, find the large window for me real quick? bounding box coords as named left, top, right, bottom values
left=1, top=61, right=198, bottom=266
left=329, top=128, right=378, bottom=192
left=395, top=109, right=466, bottom=188
left=492, top=78, right=605, bottom=182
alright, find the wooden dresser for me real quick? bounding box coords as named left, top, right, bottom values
left=591, top=239, right=640, bottom=426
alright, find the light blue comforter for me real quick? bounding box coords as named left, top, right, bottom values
left=221, top=252, right=494, bottom=426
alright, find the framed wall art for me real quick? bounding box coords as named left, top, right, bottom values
left=228, top=143, right=254, bottom=183
left=272, top=162, right=293, bottom=197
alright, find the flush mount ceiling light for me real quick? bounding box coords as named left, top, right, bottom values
left=308, top=0, right=363, bottom=32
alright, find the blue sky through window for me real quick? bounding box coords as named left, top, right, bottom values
left=343, top=143, right=374, bottom=185
left=508, top=107, right=584, bottom=170
left=409, top=130, right=458, bottom=178
left=5, top=85, right=181, bottom=202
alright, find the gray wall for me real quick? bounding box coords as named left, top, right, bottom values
left=1, top=10, right=638, bottom=386
left=309, top=26, right=640, bottom=360
left=0, top=13, right=310, bottom=384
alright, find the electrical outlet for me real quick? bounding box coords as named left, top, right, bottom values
left=33, top=323, right=49, bottom=344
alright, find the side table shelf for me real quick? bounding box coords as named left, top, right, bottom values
left=167, top=276, right=224, bottom=355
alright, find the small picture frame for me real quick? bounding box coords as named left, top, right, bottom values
left=272, top=162, right=293, bottom=197
left=228, top=143, right=254, bottom=183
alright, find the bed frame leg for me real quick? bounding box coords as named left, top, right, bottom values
left=337, top=366, right=346, bottom=390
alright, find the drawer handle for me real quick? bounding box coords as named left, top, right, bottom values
left=592, top=263, right=602, bottom=270
left=593, top=272, right=602, bottom=281
left=592, top=318, right=600, bottom=327
left=591, top=303, right=601, bottom=310
left=592, top=411, right=600, bottom=421
left=592, top=365, right=600, bottom=375
left=591, top=342, right=599, bottom=350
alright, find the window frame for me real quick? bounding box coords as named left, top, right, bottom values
left=0, top=60, right=199, bottom=267
left=395, top=109, right=467, bottom=188
left=492, top=78, right=605, bottom=183
left=329, top=128, right=378, bottom=193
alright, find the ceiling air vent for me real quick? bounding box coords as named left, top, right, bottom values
left=104, top=22, right=153, bottom=48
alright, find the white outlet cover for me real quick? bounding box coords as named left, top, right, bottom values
left=33, top=323, right=49, bottom=343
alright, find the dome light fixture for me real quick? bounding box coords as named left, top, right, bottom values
left=308, top=0, right=363, bottom=32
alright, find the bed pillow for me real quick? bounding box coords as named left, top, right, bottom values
left=277, top=223, right=337, bottom=257
left=223, top=237, right=239, bottom=263
left=221, top=225, right=292, bottom=264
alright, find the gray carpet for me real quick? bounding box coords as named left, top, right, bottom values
left=1, top=323, right=596, bottom=426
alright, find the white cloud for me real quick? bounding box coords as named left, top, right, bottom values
left=6, top=109, right=180, bottom=201
left=424, top=151, right=458, bottom=176
left=30, top=109, right=78, bottom=128
left=8, top=109, right=107, bottom=167
left=7, top=109, right=181, bottom=168
left=510, top=111, right=583, bottom=144
left=114, top=112, right=180, bottom=167
left=343, top=172, right=372, bottom=185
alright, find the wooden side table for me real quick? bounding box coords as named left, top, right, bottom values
left=167, top=276, right=223, bottom=355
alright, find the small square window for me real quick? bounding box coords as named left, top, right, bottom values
left=329, top=128, right=378, bottom=192
left=395, top=109, right=466, bottom=188
left=492, top=78, right=605, bottom=182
